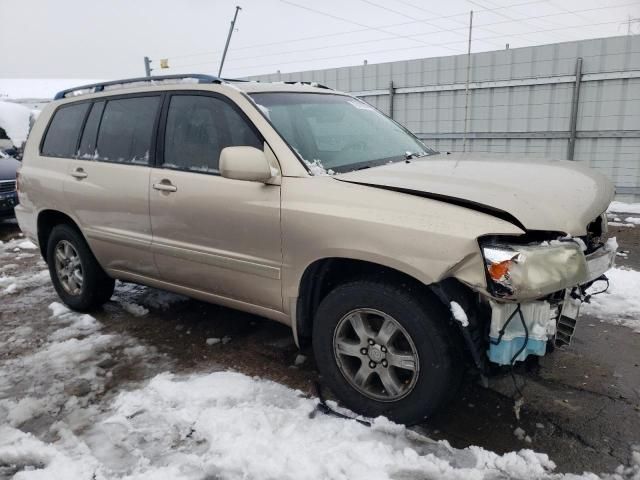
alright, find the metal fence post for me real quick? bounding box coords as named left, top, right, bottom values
left=389, top=81, right=395, bottom=119
left=567, top=57, right=583, bottom=160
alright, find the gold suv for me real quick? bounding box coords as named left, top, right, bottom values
left=16, top=75, right=616, bottom=424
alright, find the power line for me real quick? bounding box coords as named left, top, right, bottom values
left=165, top=0, right=550, bottom=62
left=212, top=18, right=628, bottom=75
left=166, top=3, right=636, bottom=70
left=278, top=0, right=463, bottom=54
left=389, top=0, right=515, bottom=48
left=545, top=0, right=608, bottom=38
left=466, top=0, right=576, bottom=44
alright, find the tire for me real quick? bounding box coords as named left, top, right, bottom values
left=312, top=280, right=462, bottom=425
left=46, top=224, right=115, bottom=311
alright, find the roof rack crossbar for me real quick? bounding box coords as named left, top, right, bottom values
left=54, top=74, right=222, bottom=100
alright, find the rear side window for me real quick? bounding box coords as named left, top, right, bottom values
left=41, top=103, right=90, bottom=157
left=96, top=96, right=160, bottom=164
left=163, top=95, right=262, bottom=173
left=78, top=101, right=105, bottom=159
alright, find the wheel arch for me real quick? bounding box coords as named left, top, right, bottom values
left=37, top=209, right=83, bottom=261
left=295, top=258, right=448, bottom=344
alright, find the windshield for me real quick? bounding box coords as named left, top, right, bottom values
left=250, top=92, right=437, bottom=174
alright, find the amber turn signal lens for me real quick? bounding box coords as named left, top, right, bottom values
left=488, top=260, right=511, bottom=280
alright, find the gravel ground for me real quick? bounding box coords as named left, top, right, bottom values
left=1, top=216, right=639, bottom=477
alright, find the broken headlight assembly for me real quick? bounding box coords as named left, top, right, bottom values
left=481, top=240, right=588, bottom=300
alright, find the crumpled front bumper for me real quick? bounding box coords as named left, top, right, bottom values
left=583, top=243, right=617, bottom=284
left=486, top=242, right=616, bottom=366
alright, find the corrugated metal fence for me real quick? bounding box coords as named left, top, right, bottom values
left=249, top=35, right=640, bottom=201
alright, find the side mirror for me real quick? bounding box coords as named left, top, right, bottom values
left=219, top=146, right=274, bottom=183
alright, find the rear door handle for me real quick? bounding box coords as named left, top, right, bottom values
left=153, top=180, right=177, bottom=192
left=70, top=168, right=88, bottom=179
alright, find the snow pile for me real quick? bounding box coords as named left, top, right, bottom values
left=1, top=370, right=639, bottom=479
left=0, top=302, right=155, bottom=433
left=16, top=240, right=37, bottom=250
left=582, top=268, right=640, bottom=333
left=608, top=202, right=640, bottom=215
left=111, top=280, right=187, bottom=310
left=0, top=269, right=50, bottom=296
left=449, top=301, right=469, bottom=327
left=0, top=101, right=31, bottom=146
left=0, top=371, right=555, bottom=479
left=304, top=159, right=335, bottom=176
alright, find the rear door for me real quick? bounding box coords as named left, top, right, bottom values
left=149, top=92, right=282, bottom=311
left=64, top=94, right=161, bottom=278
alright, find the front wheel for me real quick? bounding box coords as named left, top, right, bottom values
left=46, top=224, right=115, bottom=311
left=312, top=280, right=462, bottom=425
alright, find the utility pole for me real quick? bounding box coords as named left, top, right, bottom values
left=144, top=56, right=152, bottom=77
left=218, top=6, right=242, bottom=78
left=462, top=10, right=473, bottom=153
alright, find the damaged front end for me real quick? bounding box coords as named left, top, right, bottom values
left=449, top=214, right=617, bottom=368
left=482, top=223, right=615, bottom=365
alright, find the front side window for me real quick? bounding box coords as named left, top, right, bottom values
left=41, top=103, right=90, bottom=157
left=250, top=93, right=437, bottom=173
left=96, top=96, right=160, bottom=164
left=163, top=95, right=262, bottom=173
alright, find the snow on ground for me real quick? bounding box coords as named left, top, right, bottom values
left=110, top=280, right=187, bottom=312
left=0, top=100, right=32, bottom=146
left=583, top=268, right=640, bottom=333
left=2, top=239, right=640, bottom=479
left=1, top=370, right=639, bottom=479
left=608, top=202, right=640, bottom=215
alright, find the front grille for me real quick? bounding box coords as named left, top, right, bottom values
left=0, top=180, right=16, bottom=194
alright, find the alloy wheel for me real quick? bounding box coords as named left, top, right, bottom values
left=333, top=308, right=420, bottom=402
left=54, top=240, right=84, bottom=296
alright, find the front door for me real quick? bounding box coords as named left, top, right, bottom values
left=149, top=93, right=282, bottom=311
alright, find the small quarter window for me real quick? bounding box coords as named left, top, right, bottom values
left=163, top=95, right=262, bottom=173
left=96, top=96, right=160, bottom=165
left=41, top=103, right=90, bottom=157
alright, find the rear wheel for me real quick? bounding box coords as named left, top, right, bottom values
left=46, top=224, right=115, bottom=311
left=312, top=280, right=462, bottom=425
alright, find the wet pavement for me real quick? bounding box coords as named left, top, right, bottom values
left=1, top=216, right=639, bottom=475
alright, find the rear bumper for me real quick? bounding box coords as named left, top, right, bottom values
left=14, top=204, right=38, bottom=245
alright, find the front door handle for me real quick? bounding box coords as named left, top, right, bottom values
left=153, top=180, right=177, bottom=193
left=70, top=168, right=88, bottom=179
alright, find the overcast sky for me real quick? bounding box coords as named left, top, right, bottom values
left=1, top=0, right=639, bottom=80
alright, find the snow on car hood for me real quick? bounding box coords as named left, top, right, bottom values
left=336, top=153, right=614, bottom=235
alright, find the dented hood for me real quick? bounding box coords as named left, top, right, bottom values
left=336, top=153, right=614, bottom=235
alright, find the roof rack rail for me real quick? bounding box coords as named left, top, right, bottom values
left=53, top=74, right=222, bottom=100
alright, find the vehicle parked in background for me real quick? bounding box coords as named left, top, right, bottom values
left=0, top=148, right=19, bottom=218
left=15, top=75, right=616, bottom=424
